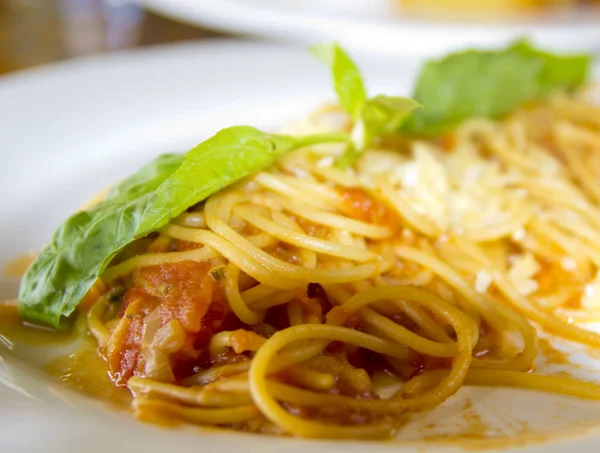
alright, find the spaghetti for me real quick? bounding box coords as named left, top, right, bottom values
left=81, top=93, right=600, bottom=438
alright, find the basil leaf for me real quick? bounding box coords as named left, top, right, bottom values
left=139, top=126, right=311, bottom=233
left=18, top=153, right=184, bottom=328
left=312, top=43, right=421, bottom=167
left=334, top=142, right=360, bottom=170
left=107, top=153, right=184, bottom=201
left=311, top=42, right=367, bottom=119
left=19, top=126, right=346, bottom=328
left=509, top=40, right=591, bottom=95
left=336, top=95, right=420, bottom=169
left=404, top=42, right=591, bottom=135
left=361, top=95, right=421, bottom=147
left=404, top=50, right=541, bottom=135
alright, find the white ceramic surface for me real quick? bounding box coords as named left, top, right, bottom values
left=137, top=0, right=600, bottom=57
left=2, top=40, right=600, bottom=453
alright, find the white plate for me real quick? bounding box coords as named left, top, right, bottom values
left=2, top=40, right=600, bottom=453
left=137, top=0, right=600, bottom=57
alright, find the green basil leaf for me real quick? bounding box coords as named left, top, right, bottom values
left=107, top=153, right=184, bottom=201
left=139, top=126, right=308, bottom=233
left=335, top=96, right=420, bottom=169
left=311, top=42, right=367, bottom=119
left=509, top=40, right=591, bottom=95
left=311, top=43, right=421, bottom=167
left=404, top=42, right=591, bottom=135
left=18, top=153, right=184, bottom=328
left=19, top=126, right=346, bottom=328
left=361, top=95, right=421, bottom=146
left=334, top=142, right=360, bottom=170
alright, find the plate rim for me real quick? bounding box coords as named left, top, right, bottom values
left=137, top=0, right=600, bottom=57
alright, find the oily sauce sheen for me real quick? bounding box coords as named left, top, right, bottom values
left=0, top=303, right=130, bottom=407
left=45, top=337, right=132, bottom=407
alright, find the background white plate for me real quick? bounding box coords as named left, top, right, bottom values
left=2, top=40, right=600, bottom=453
left=137, top=0, right=600, bottom=57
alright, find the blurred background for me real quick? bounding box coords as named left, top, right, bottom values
left=0, top=0, right=224, bottom=75
left=1, top=0, right=600, bottom=76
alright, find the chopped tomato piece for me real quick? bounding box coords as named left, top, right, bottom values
left=133, top=262, right=214, bottom=333
left=106, top=262, right=220, bottom=384
left=106, top=288, right=160, bottom=384
left=338, top=187, right=397, bottom=228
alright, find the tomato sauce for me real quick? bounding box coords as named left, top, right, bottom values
left=338, top=187, right=398, bottom=229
